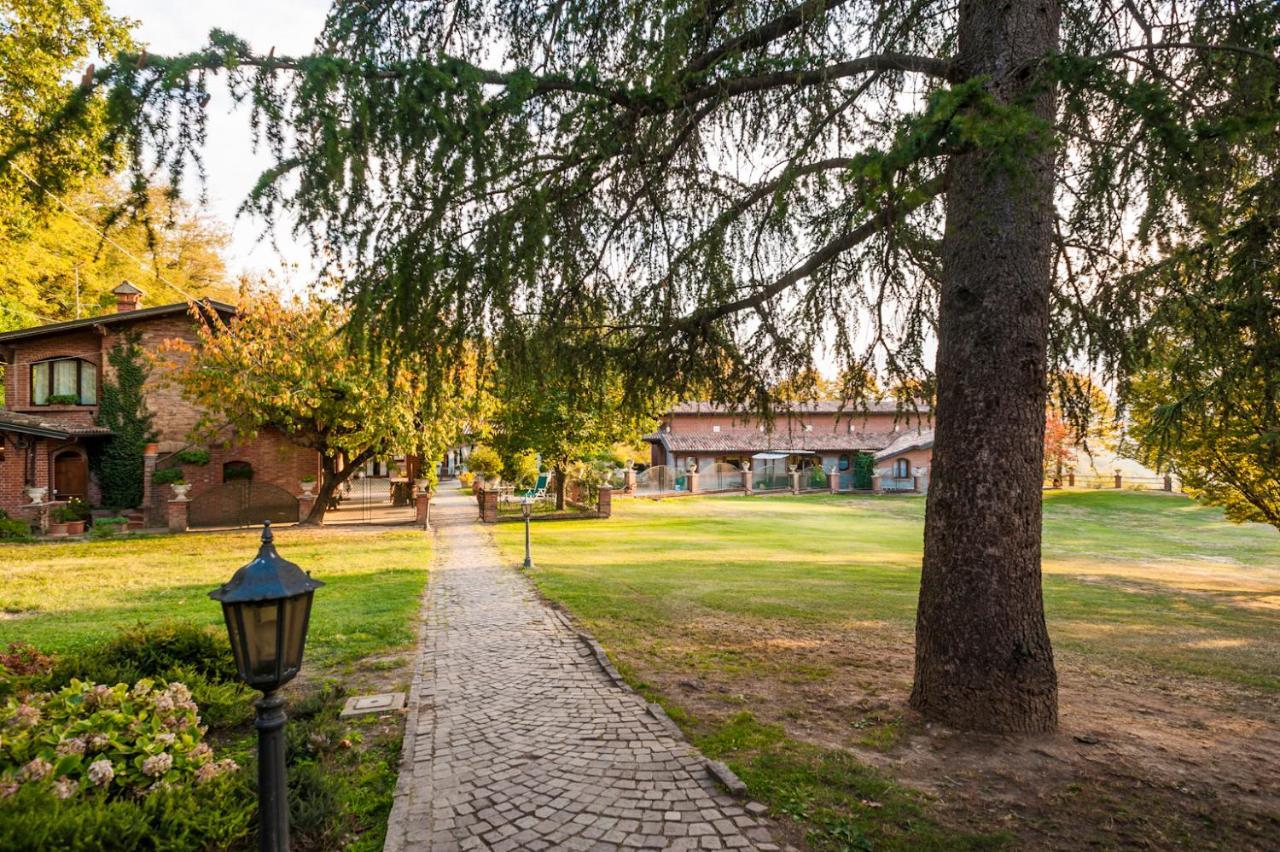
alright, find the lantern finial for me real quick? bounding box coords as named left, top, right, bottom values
left=261, top=520, right=273, bottom=544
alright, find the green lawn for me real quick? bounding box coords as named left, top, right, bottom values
left=492, top=490, right=1280, bottom=849
left=0, top=527, right=430, bottom=668
left=496, top=490, right=1280, bottom=691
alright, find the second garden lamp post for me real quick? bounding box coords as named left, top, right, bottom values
left=521, top=495, right=535, bottom=569
left=210, top=521, right=323, bottom=852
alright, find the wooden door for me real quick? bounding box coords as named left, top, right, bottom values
left=54, top=451, right=87, bottom=500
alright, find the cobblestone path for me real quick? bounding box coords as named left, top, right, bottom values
left=385, top=487, right=781, bottom=851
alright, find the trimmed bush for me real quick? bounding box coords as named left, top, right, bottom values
left=88, top=518, right=128, bottom=539
left=174, top=448, right=210, bottom=466
left=151, top=467, right=185, bottom=486
left=466, top=445, right=503, bottom=481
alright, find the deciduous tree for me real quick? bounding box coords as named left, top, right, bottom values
left=0, top=179, right=235, bottom=330
left=158, top=295, right=466, bottom=524
left=0, top=0, right=130, bottom=237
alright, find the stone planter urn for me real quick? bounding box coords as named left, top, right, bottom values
left=415, top=478, right=431, bottom=494
left=25, top=486, right=47, bottom=504
left=300, top=479, right=317, bottom=496
left=169, top=482, right=192, bottom=500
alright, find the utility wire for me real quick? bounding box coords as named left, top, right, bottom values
left=10, top=162, right=204, bottom=306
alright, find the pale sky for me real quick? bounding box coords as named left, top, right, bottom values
left=108, top=0, right=331, bottom=285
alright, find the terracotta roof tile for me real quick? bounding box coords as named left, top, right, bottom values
left=873, top=428, right=934, bottom=460
left=0, top=410, right=113, bottom=439
left=648, top=428, right=896, bottom=453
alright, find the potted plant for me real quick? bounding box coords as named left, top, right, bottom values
left=153, top=467, right=189, bottom=498
left=300, top=475, right=317, bottom=495
left=46, top=393, right=80, bottom=406
left=47, top=504, right=75, bottom=537
left=63, top=498, right=89, bottom=535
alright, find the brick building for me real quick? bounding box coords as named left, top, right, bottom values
left=645, top=400, right=933, bottom=489
left=0, top=283, right=319, bottom=527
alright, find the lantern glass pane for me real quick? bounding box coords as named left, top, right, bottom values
left=243, top=600, right=283, bottom=681
left=281, top=593, right=313, bottom=673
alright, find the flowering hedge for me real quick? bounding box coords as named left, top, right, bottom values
left=0, top=679, right=238, bottom=802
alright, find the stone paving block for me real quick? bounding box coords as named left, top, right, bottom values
left=382, top=488, right=779, bottom=851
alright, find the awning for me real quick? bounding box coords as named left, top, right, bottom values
left=751, top=450, right=814, bottom=460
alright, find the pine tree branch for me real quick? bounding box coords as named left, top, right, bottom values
left=676, top=173, right=948, bottom=331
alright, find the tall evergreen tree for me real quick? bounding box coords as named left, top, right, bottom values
left=92, top=333, right=157, bottom=509
left=17, top=1, right=1278, bottom=732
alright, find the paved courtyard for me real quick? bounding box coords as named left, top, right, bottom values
left=385, top=487, right=782, bottom=851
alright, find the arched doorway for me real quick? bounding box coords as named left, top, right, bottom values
left=53, top=450, right=88, bottom=501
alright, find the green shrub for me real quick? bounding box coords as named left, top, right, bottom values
left=46, top=393, right=80, bottom=406
left=52, top=622, right=252, bottom=729
left=466, top=445, right=503, bottom=481
left=0, top=770, right=252, bottom=851
left=0, top=512, right=31, bottom=542
left=0, top=678, right=240, bottom=799
left=151, top=467, right=186, bottom=486
left=174, top=448, right=210, bottom=466
left=0, top=644, right=53, bottom=677
left=57, top=622, right=238, bottom=687
left=89, top=518, right=128, bottom=539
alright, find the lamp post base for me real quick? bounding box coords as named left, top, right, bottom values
left=255, top=691, right=289, bottom=852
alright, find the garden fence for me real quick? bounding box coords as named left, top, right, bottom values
left=635, top=465, right=686, bottom=495
left=699, top=463, right=744, bottom=492
left=752, top=469, right=789, bottom=491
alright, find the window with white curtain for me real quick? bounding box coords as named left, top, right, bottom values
left=30, top=358, right=98, bottom=405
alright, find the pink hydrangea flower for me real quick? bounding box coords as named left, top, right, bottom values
left=154, top=732, right=176, bottom=747
left=0, top=779, right=18, bottom=799
left=55, top=736, right=87, bottom=756
left=152, top=693, right=175, bottom=713
left=190, top=742, right=213, bottom=764
left=19, top=758, right=52, bottom=782
left=194, top=763, right=219, bottom=784
left=52, top=776, right=78, bottom=800
left=11, top=703, right=40, bottom=728
left=141, top=753, right=173, bottom=777
left=87, top=759, right=114, bottom=787
left=214, top=758, right=240, bottom=775
left=87, top=733, right=110, bottom=751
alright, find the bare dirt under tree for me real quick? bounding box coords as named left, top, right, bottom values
left=623, top=613, right=1280, bottom=849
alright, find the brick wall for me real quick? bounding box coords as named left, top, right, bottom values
left=2, top=308, right=321, bottom=523
left=0, top=435, right=48, bottom=516
left=148, top=427, right=321, bottom=519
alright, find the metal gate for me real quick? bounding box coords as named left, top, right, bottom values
left=325, top=475, right=416, bottom=525
left=189, top=481, right=299, bottom=528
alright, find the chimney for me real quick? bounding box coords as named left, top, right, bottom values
left=111, top=280, right=143, bottom=313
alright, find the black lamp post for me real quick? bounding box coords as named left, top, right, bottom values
left=210, top=522, right=323, bottom=852
left=521, top=496, right=534, bottom=569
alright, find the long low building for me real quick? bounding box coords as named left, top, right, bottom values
left=644, top=400, right=934, bottom=489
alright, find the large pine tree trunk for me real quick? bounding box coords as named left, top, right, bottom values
left=911, top=0, right=1061, bottom=733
